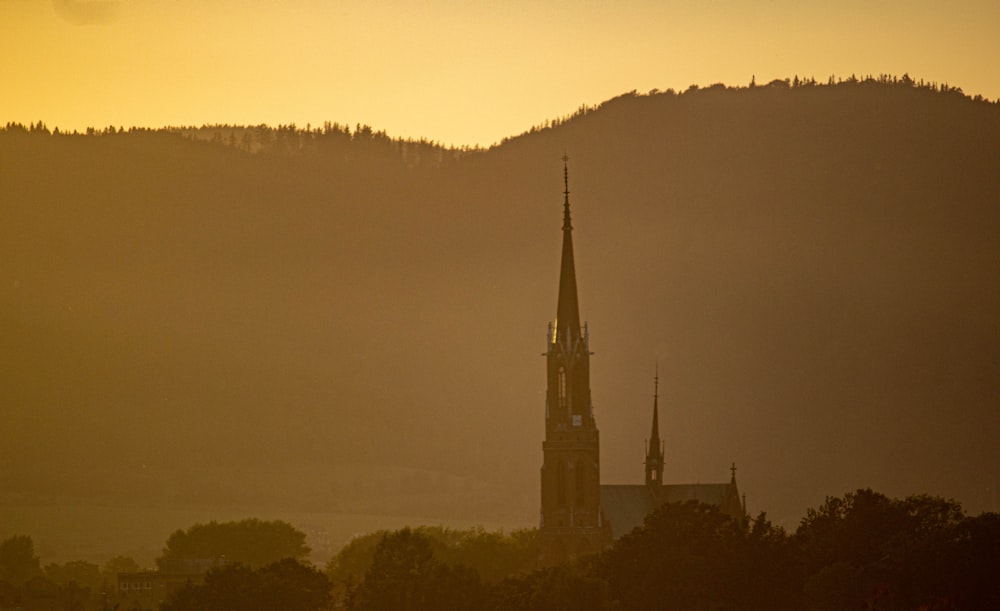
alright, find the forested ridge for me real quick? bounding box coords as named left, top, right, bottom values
left=2, top=76, right=999, bottom=532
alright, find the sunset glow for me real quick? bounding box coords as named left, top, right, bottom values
left=4, top=0, right=1000, bottom=146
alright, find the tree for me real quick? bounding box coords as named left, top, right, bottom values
left=795, top=489, right=977, bottom=610
left=162, top=559, right=331, bottom=611
left=44, top=560, right=102, bottom=590
left=602, top=501, right=735, bottom=610
left=715, top=513, right=801, bottom=611
left=328, top=526, right=540, bottom=594
left=102, top=555, right=141, bottom=578
left=348, top=528, right=484, bottom=611
left=326, top=529, right=389, bottom=595
left=601, top=501, right=798, bottom=611
left=522, top=561, right=609, bottom=611
left=157, top=518, right=310, bottom=571
left=349, top=528, right=435, bottom=611
left=950, top=511, right=1000, bottom=610
left=0, top=535, right=42, bottom=586
left=796, top=489, right=909, bottom=609
left=257, top=558, right=333, bottom=611
left=440, top=527, right=540, bottom=583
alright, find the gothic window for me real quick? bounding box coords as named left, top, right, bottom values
left=558, top=366, right=567, bottom=411
left=556, top=460, right=567, bottom=506
left=575, top=459, right=586, bottom=506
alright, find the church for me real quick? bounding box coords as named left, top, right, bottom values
left=539, top=159, right=745, bottom=562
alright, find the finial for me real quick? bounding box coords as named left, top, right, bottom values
left=730, top=462, right=737, bottom=481
left=561, top=153, right=572, bottom=231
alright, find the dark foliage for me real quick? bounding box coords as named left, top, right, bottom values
left=161, top=559, right=330, bottom=611
left=156, top=518, right=310, bottom=571
left=347, top=528, right=486, bottom=611
left=340, top=494, right=999, bottom=611
left=796, top=490, right=999, bottom=610
left=0, top=537, right=104, bottom=611
left=0, top=535, right=43, bottom=586
left=601, top=502, right=798, bottom=611
left=489, top=559, right=609, bottom=611
left=327, top=526, right=539, bottom=593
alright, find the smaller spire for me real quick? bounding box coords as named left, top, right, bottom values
left=645, top=364, right=664, bottom=486
left=650, top=364, right=661, bottom=446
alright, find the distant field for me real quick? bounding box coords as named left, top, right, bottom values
left=0, top=498, right=528, bottom=568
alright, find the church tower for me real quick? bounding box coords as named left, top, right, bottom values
left=540, top=157, right=609, bottom=563
left=644, top=369, right=664, bottom=487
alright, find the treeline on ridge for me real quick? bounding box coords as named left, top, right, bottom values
left=5, top=72, right=997, bottom=160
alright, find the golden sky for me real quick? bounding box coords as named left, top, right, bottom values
left=3, top=0, right=999, bottom=146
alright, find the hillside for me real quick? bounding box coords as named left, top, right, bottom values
left=2, top=78, right=999, bottom=542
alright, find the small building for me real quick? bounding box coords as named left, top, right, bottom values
left=116, top=562, right=214, bottom=611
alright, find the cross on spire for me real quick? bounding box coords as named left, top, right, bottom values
left=730, top=462, right=738, bottom=481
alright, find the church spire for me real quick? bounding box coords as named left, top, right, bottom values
left=555, top=154, right=581, bottom=344
left=645, top=365, right=664, bottom=486
left=540, top=156, right=606, bottom=562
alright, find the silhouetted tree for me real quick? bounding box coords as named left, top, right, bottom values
left=328, top=526, right=539, bottom=596
left=600, top=501, right=800, bottom=611
left=44, top=560, right=102, bottom=591
left=514, top=560, right=609, bottom=611
left=162, top=559, right=331, bottom=611
left=102, top=555, right=140, bottom=577
left=157, top=518, right=309, bottom=571
left=950, top=511, right=1000, bottom=609
left=794, top=489, right=990, bottom=610
left=602, top=501, right=745, bottom=610
left=0, top=535, right=43, bottom=586
left=348, top=528, right=484, bottom=611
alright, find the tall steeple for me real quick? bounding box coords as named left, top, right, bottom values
left=545, top=154, right=593, bottom=428
left=540, top=156, right=607, bottom=563
left=645, top=366, right=664, bottom=486
left=555, top=154, right=581, bottom=345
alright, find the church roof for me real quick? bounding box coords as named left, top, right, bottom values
left=600, top=485, right=662, bottom=539
left=600, top=483, right=738, bottom=539
left=660, top=483, right=732, bottom=505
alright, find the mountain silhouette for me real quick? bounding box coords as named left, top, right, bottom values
left=2, top=77, right=998, bottom=528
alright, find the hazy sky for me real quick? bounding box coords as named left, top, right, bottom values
left=4, top=0, right=1000, bottom=146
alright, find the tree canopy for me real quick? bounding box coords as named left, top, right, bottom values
left=162, top=558, right=331, bottom=611
left=328, top=525, right=539, bottom=591
left=331, top=492, right=999, bottom=611
left=0, top=536, right=42, bottom=586
left=346, top=528, right=485, bottom=611
left=157, top=518, right=310, bottom=571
